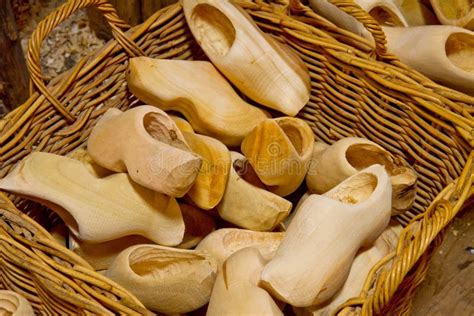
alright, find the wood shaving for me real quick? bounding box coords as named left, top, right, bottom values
left=0, top=0, right=106, bottom=114
left=18, top=0, right=105, bottom=81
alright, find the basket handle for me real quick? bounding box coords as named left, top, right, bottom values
left=326, top=0, right=388, bottom=57
left=26, top=0, right=145, bottom=123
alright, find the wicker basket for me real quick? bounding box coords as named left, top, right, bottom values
left=0, top=0, right=472, bottom=314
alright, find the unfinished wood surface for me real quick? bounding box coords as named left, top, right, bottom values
left=0, top=0, right=471, bottom=314
left=430, top=0, right=474, bottom=29
left=383, top=26, right=474, bottom=95
left=105, top=244, right=218, bottom=314
left=196, top=228, right=284, bottom=267
left=183, top=0, right=311, bottom=116
left=183, top=132, right=231, bottom=210
left=87, top=106, right=201, bottom=197
left=0, top=290, right=34, bottom=315
left=261, top=165, right=392, bottom=307
left=0, top=0, right=29, bottom=110
left=306, top=138, right=417, bottom=215
left=411, top=205, right=474, bottom=316
left=217, top=152, right=292, bottom=231
left=241, top=117, right=315, bottom=197
left=207, top=247, right=283, bottom=316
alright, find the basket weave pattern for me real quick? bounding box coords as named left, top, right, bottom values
left=0, top=0, right=472, bottom=314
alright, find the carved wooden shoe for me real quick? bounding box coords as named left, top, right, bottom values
left=383, top=25, right=474, bottom=95
left=309, top=0, right=407, bottom=44
left=171, top=116, right=231, bottom=210
left=207, top=247, right=283, bottom=316
left=182, top=0, right=311, bottom=116
left=261, top=165, right=392, bottom=307
left=431, top=0, right=474, bottom=30
left=0, top=291, right=34, bottom=316
left=88, top=106, right=202, bottom=197
left=183, top=132, right=231, bottom=210
left=127, top=58, right=268, bottom=146
left=306, top=137, right=417, bottom=215
left=217, top=152, right=292, bottom=231
left=241, top=117, right=315, bottom=196
left=196, top=228, right=284, bottom=267
left=106, top=244, right=218, bottom=314
left=0, top=152, right=185, bottom=245
left=295, top=222, right=401, bottom=315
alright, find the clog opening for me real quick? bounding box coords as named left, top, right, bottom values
left=277, top=119, right=312, bottom=157
left=369, top=6, right=405, bottom=26
left=328, top=172, right=378, bottom=204
left=391, top=166, right=417, bottom=212
left=191, top=4, right=236, bottom=57
left=446, top=33, right=474, bottom=73
left=143, top=112, right=188, bottom=150
left=129, top=246, right=205, bottom=276
left=346, top=143, right=394, bottom=172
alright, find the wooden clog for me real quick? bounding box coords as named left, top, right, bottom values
left=69, top=203, right=213, bottom=270
left=183, top=0, right=311, bottom=116
left=216, top=152, right=292, bottom=231
left=183, top=132, right=231, bottom=210
left=431, top=0, right=474, bottom=29
left=87, top=106, right=202, bottom=197
left=0, top=290, right=34, bottom=316
left=261, top=165, right=392, bottom=307
left=384, top=25, right=474, bottom=95
left=69, top=235, right=153, bottom=271
left=306, top=138, right=417, bottom=215
left=0, top=152, right=185, bottom=245
left=241, top=117, right=315, bottom=196
left=106, top=244, right=218, bottom=314
left=295, top=222, right=401, bottom=315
